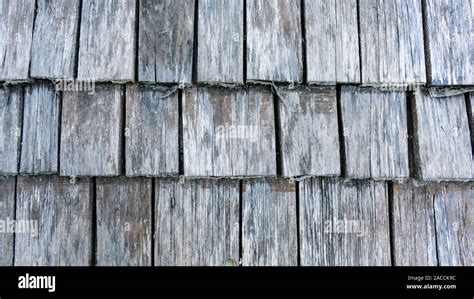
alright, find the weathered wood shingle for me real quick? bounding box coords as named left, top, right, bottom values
left=0, top=87, right=22, bottom=174
left=0, top=176, right=15, bottom=266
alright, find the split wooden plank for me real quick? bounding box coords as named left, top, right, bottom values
left=277, top=87, right=340, bottom=177
left=242, top=179, right=297, bottom=266
left=15, top=176, right=93, bottom=266
left=139, top=0, right=195, bottom=83
left=125, top=85, right=179, bottom=176
left=197, top=0, right=244, bottom=83
left=96, top=177, right=152, bottom=266
left=246, top=0, right=303, bottom=82
left=0, top=0, right=35, bottom=80
left=60, top=85, right=123, bottom=176
left=30, top=0, right=81, bottom=79
left=183, top=86, right=276, bottom=177
left=299, top=178, right=391, bottom=266
left=0, top=176, right=15, bottom=266
left=20, top=84, right=60, bottom=174
left=411, top=91, right=472, bottom=181
left=0, top=87, right=22, bottom=174
left=341, top=87, right=409, bottom=179
left=424, top=0, right=473, bottom=85
left=304, top=0, right=360, bottom=83
left=78, top=0, right=136, bottom=81
left=359, top=0, right=426, bottom=84
left=155, top=178, right=239, bottom=266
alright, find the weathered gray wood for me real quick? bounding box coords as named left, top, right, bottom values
left=139, top=0, right=194, bottom=83
left=155, top=178, right=239, bottom=266
left=20, top=84, right=60, bottom=174
left=304, top=0, right=360, bottom=83
left=197, top=0, right=243, bottom=83
left=242, top=179, right=297, bottom=266
left=359, top=0, right=426, bottom=84
left=0, top=0, right=35, bottom=80
left=125, top=85, right=179, bottom=176
left=299, top=178, right=391, bottom=266
left=30, top=0, right=81, bottom=79
left=0, top=87, right=22, bottom=174
left=96, top=177, right=152, bottom=266
left=412, top=91, right=472, bottom=181
left=15, top=176, right=92, bottom=266
left=78, top=0, right=136, bottom=81
left=183, top=86, right=276, bottom=177
left=0, top=176, right=15, bottom=266
left=341, top=87, right=409, bottom=179
left=278, top=87, right=340, bottom=177
left=424, top=0, right=473, bottom=85
left=246, top=0, right=303, bottom=82
left=60, top=85, right=123, bottom=176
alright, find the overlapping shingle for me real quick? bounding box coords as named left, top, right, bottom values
left=0, top=86, right=22, bottom=174
left=0, top=176, right=15, bottom=266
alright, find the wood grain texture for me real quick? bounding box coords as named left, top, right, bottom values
left=0, top=0, right=35, bottom=80
left=15, top=176, right=92, bottom=266
left=139, top=0, right=194, bottom=83
left=246, top=0, right=303, bottom=82
left=0, top=176, right=15, bottom=266
left=0, top=87, right=22, bottom=174
left=60, top=85, right=123, bottom=176
left=30, top=0, right=81, bottom=79
left=278, top=87, right=340, bottom=177
left=341, top=87, right=409, bottom=179
left=412, top=91, right=472, bottom=181
left=20, top=84, right=60, bottom=174
left=78, top=0, right=136, bottom=81
left=424, top=0, right=473, bottom=85
left=242, top=179, right=297, bottom=266
left=183, top=86, right=276, bottom=177
left=154, top=178, right=239, bottom=266
left=125, top=85, right=179, bottom=176
left=359, top=0, right=426, bottom=84
left=299, top=178, right=391, bottom=266
left=304, top=0, right=360, bottom=83
left=96, top=177, right=152, bottom=266
left=197, top=0, right=243, bottom=83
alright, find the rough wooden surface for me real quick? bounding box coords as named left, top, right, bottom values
left=341, top=87, right=409, bottom=179
left=412, top=91, right=472, bottom=181
left=20, top=84, right=60, bottom=174
left=78, top=0, right=136, bottom=81
left=96, top=177, right=152, bottom=266
left=154, top=179, right=239, bottom=266
left=278, top=87, right=340, bottom=177
left=424, top=0, right=473, bottom=85
left=197, top=0, right=243, bottom=83
left=15, top=176, right=92, bottom=266
left=0, top=0, right=35, bottom=80
left=246, top=0, right=303, bottom=82
left=183, top=86, right=276, bottom=177
left=304, top=0, right=360, bottom=83
left=359, top=0, right=426, bottom=84
left=125, top=85, right=179, bottom=176
left=30, top=0, right=81, bottom=79
left=299, top=178, right=390, bottom=266
left=242, top=179, right=297, bottom=266
left=0, top=87, right=22, bottom=174
left=0, top=176, right=15, bottom=266
left=60, top=85, right=123, bottom=176
left=139, top=0, right=194, bottom=83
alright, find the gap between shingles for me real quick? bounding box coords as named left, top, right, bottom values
left=12, top=176, right=18, bottom=266
left=300, top=0, right=307, bottom=84
left=74, top=0, right=83, bottom=78
left=295, top=180, right=301, bottom=266
left=387, top=181, right=396, bottom=266
left=336, top=84, right=346, bottom=177
left=151, top=177, right=156, bottom=266
left=238, top=180, right=243, bottom=266
left=91, top=177, right=97, bottom=266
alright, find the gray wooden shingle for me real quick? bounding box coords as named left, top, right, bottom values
left=0, top=176, right=15, bottom=266
left=15, top=176, right=93, bottom=266
left=246, top=0, right=303, bottom=82
left=0, top=87, right=22, bottom=174
left=242, top=178, right=297, bottom=266
left=183, top=86, right=276, bottom=177
left=125, top=85, right=179, bottom=176
left=30, top=0, right=81, bottom=79
left=139, top=0, right=194, bottom=83
left=96, top=177, right=152, bottom=266
left=299, top=178, right=391, bottom=266
left=155, top=178, right=239, bottom=266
